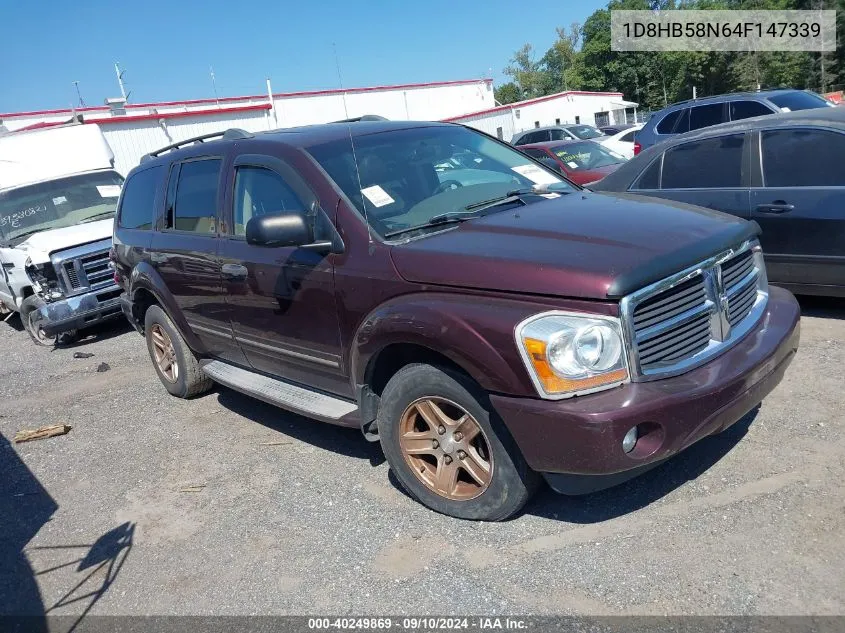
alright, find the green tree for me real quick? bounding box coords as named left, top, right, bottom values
left=504, top=44, right=543, bottom=98
left=494, top=82, right=522, bottom=105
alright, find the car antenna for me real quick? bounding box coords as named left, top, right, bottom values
left=334, top=42, right=374, bottom=251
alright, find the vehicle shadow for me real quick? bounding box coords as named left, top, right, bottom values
left=0, top=432, right=134, bottom=633
left=54, top=319, right=133, bottom=350
left=214, top=386, right=386, bottom=466
left=524, top=407, right=758, bottom=522
left=795, top=294, right=845, bottom=320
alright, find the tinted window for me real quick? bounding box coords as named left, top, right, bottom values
left=674, top=108, right=690, bottom=134
left=656, top=109, right=682, bottom=134
left=552, top=141, right=625, bottom=171
left=549, top=129, right=568, bottom=141
left=661, top=134, right=744, bottom=189
left=762, top=129, right=845, bottom=187
left=233, top=167, right=305, bottom=236
left=567, top=125, right=603, bottom=139
left=521, top=148, right=549, bottom=160
left=173, top=159, right=221, bottom=233
left=521, top=131, right=549, bottom=144
left=118, top=167, right=161, bottom=230
left=730, top=100, right=774, bottom=121
left=689, top=103, right=725, bottom=131
left=768, top=91, right=831, bottom=112
left=619, top=130, right=636, bottom=142
left=633, top=156, right=661, bottom=190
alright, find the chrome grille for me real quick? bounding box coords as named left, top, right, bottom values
left=622, top=240, right=768, bottom=380
left=64, top=262, right=82, bottom=289
left=80, top=251, right=113, bottom=289
left=51, top=239, right=118, bottom=297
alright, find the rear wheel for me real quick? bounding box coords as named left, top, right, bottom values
left=20, top=296, right=55, bottom=347
left=378, top=364, right=539, bottom=521
left=144, top=305, right=212, bottom=398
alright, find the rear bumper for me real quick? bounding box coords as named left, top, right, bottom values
left=490, top=286, right=801, bottom=494
left=34, top=287, right=123, bottom=337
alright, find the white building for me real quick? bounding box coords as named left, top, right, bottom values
left=447, top=91, right=639, bottom=141
left=0, top=80, right=636, bottom=175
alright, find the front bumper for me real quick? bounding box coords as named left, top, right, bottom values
left=491, top=286, right=801, bottom=494
left=33, top=287, right=123, bottom=337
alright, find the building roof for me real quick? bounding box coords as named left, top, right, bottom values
left=443, top=90, right=629, bottom=122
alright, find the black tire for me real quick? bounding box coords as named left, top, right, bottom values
left=20, top=296, right=55, bottom=347
left=378, top=363, right=540, bottom=521
left=56, top=329, right=79, bottom=346
left=144, top=304, right=212, bottom=398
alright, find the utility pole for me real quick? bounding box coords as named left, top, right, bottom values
left=72, top=81, right=86, bottom=107
left=114, top=62, right=128, bottom=101
left=210, top=66, right=220, bottom=106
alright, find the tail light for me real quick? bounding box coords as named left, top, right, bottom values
left=633, top=141, right=642, bottom=156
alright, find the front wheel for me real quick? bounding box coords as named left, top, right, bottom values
left=20, top=296, right=55, bottom=347
left=378, top=364, right=539, bottom=521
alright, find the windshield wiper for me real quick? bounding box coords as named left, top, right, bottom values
left=384, top=212, right=478, bottom=238
left=80, top=211, right=116, bottom=223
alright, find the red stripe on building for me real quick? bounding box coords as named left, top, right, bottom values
left=442, top=91, right=625, bottom=121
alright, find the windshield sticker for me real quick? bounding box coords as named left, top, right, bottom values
left=1, top=204, right=47, bottom=230
left=361, top=185, right=395, bottom=208
left=511, top=164, right=561, bottom=185
left=96, top=184, right=122, bottom=198
left=540, top=193, right=561, bottom=199
left=567, top=161, right=579, bottom=169
left=52, top=196, right=68, bottom=205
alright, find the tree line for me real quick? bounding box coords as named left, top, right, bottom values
left=494, top=0, right=844, bottom=112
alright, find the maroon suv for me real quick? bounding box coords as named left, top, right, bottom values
left=112, top=120, right=800, bottom=520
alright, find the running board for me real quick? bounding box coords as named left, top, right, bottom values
left=201, top=360, right=357, bottom=420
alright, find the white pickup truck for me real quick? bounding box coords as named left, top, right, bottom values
left=0, top=123, right=124, bottom=345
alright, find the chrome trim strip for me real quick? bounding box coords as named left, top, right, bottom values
left=620, top=239, right=768, bottom=382
left=634, top=301, right=713, bottom=343
left=235, top=336, right=340, bottom=368
left=189, top=323, right=233, bottom=339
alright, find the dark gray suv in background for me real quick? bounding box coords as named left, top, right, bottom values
left=635, top=89, right=834, bottom=154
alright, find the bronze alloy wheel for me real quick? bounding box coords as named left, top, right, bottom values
left=398, top=396, right=494, bottom=501
left=150, top=324, right=179, bottom=383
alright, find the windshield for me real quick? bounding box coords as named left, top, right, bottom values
left=551, top=141, right=626, bottom=171
left=567, top=125, right=604, bottom=139
left=769, top=91, right=833, bottom=111
left=307, top=125, right=576, bottom=238
left=0, top=170, right=123, bottom=242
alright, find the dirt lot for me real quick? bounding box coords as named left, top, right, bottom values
left=1, top=296, right=843, bottom=617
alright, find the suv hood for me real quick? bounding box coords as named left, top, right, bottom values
left=389, top=192, right=759, bottom=300
left=13, top=219, right=113, bottom=265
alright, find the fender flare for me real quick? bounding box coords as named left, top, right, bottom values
left=129, top=261, right=208, bottom=354
left=350, top=293, right=537, bottom=396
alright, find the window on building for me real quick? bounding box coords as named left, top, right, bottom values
left=233, top=166, right=305, bottom=237
left=661, top=134, right=744, bottom=189
left=534, top=121, right=540, bottom=128
left=761, top=128, right=845, bottom=187
left=574, top=116, right=580, bottom=124
left=171, top=158, right=221, bottom=233
left=555, top=118, right=561, bottom=125
left=118, top=166, right=162, bottom=230
left=496, top=126, right=503, bottom=140
left=730, top=100, right=774, bottom=121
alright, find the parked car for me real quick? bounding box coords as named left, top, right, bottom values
left=599, top=124, right=634, bottom=135
left=634, top=89, right=834, bottom=154
left=518, top=139, right=628, bottom=185
left=511, top=124, right=605, bottom=146
left=0, top=123, right=124, bottom=345
left=597, top=123, right=643, bottom=160
left=593, top=107, right=845, bottom=297
left=112, top=120, right=799, bottom=520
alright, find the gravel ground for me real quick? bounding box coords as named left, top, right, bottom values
left=1, top=296, right=843, bottom=617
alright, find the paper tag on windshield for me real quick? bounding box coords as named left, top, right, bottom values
left=567, top=161, right=578, bottom=169
left=540, top=193, right=561, bottom=199
left=52, top=196, right=67, bottom=205
left=96, top=184, right=122, bottom=198
left=361, top=185, right=395, bottom=208
left=511, top=164, right=560, bottom=185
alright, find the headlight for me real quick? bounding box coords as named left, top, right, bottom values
left=515, top=311, right=629, bottom=399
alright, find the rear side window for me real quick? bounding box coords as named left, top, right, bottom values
left=656, top=109, right=682, bottom=134
left=762, top=129, right=845, bottom=187
left=730, top=100, right=773, bottom=121
left=661, top=134, right=744, bottom=189
left=233, top=167, right=305, bottom=237
left=633, top=157, right=661, bottom=190
left=118, top=166, right=162, bottom=230
left=689, top=103, right=725, bottom=131
left=172, top=159, right=221, bottom=233
left=549, top=129, right=568, bottom=141
left=619, top=130, right=636, bottom=142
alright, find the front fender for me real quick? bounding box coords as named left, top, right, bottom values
left=130, top=261, right=208, bottom=355
left=352, top=293, right=555, bottom=397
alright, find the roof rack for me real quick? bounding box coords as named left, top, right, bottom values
left=332, top=114, right=388, bottom=123
left=140, top=128, right=253, bottom=162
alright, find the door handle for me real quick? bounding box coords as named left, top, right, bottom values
left=755, top=202, right=794, bottom=214
left=221, top=263, right=248, bottom=280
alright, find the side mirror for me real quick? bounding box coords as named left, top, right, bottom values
left=245, top=212, right=312, bottom=247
